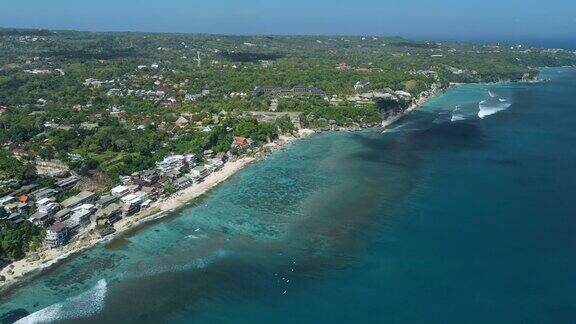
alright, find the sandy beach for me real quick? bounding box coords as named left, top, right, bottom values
left=0, top=96, right=432, bottom=291
left=0, top=129, right=315, bottom=291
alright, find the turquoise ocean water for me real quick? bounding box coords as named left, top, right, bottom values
left=1, top=67, right=576, bottom=323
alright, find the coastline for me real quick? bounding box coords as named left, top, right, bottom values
left=0, top=84, right=452, bottom=293
left=0, top=72, right=549, bottom=293
left=0, top=130, right=315, bottom=292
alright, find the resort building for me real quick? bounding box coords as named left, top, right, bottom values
left=54, top=208, right=72, bottom=222
left=36, top=197, right=59, bottom=215
left=30, top=211, right=53, bottom=227
left=206, top=158, right=224, bottom=172
left=46, top=222, right=69, bottom=248
left=111, top=185, right=130, bottom=197
left=96, top=195, right=118, bottom=209
left=92, top=203, right=122, bottom=226
left=61, top=191, right=95, bottom=209
left=54, top=176, right=79, bottom=192
left=31, top=187, right=57, bottom=200
left=191, top=165, right=211, bottom=181
left=156, top=155, right=186, bottom=174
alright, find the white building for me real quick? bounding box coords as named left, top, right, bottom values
left=191, top=165, right=211, bottom=181
left=38, top=201, right=59, bottom=215
left=111, top=185, right=130, bottom=197
left=121, top=191, right=148, bottom=206
left=156, top=155, right=185, bottom=174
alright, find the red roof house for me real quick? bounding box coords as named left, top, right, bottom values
left=233, top=136, right=253, bottom=148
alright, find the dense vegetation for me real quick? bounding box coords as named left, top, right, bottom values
left=0, top=211, right=45, bottom=260
left=0, top=28, right=575, bottom=259
left=0, top=29, right=574, bottom=189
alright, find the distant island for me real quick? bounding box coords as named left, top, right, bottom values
left=1, top=28, right=575, bottom=288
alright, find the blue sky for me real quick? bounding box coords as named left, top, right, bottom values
left=1, top=0, right=575, bottom=38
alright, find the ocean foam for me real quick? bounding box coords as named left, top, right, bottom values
left=450, top=105, right=467, bottom=122
left=478, top=100, right=512, bottom=118
left=478, top=91, right=512, bottom=119
left=451, top=114, right=466, bottom=122
left=16, top=279, right=107, bottom=324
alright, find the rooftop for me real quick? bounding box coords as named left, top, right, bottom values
left=48, top=222, right=68, bottom=233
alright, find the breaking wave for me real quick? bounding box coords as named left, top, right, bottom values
left=450, top=105, right=466, bottom=122
left=478, top=92, right=512, bottom=119
left=382, top=124, right=407, bottom=133
left=16, top=279, right=107, bottom=324
left=451, top=114, right=466, bottom=122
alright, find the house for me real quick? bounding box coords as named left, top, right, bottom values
left=6, top=212, right=24, bottom=224
left=203, top=150, right=214, bottom=158
left=175, top=116, right=189, bottom=128
left=119, top=175, right=133, bottom=185
left=54, top=208, right=72, bottom=222
left=120, top=192, right=147, bottom=216
left=0, top=195, right=15, bottom=207
left=191, top=165, right=210, bottom=181
left=254, top=85, right=324, bottom=97
left=121, top=192, right=148, bottom=206
left=140, top=169, right=159, bottom=185
left=36, top=197, right=55, bottom=205
left=37, top=199, right=59, bottom=215
left=96, top=195, right=118, bottom=209
left=292, top=85, right=309, bottom=93
left=233, top=136, right=253, bottom=148
left=394, top=90, right=412, bottom=99
left=253, top=86, right=276, bottom=96
left=156, top=155, right=185, bottom=174
left=69, top=207, right=94, bottom=228
left=308, top=86, right=325, bottom=96
left=31, top=187, right=57, bottom=200
left=121, top=202, right=140, bottom=217
left=61, top=191, right=95, bottom=209
left=184, top=93, right=203, bottom=102
left=184, top=154, right=198, bottom=166
left=46, top=222, right=69, bottom=247
left=54, top=176, right=79, bottom=192
left=0, top=106, right=7, bottom=114
left=354, top=81, right=370, bottom=90
left=111, top=185, right=130, bottom=197
left=173, top=177, right=192, bottom=190
left=11, top=184, right=38, bottom=197
left=4, top=202, right=30, bottom=216
left=30, top=211, right=53, bottom=227
left=126, top=184, right=141, bottom=193
left=141, top=186, right=159, bottom=200
left=92, top=203, right=122, bottom=226
left=206, top=158, right=224, bottom=172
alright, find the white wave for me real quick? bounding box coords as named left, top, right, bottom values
left=488, top=90, right=496, bottom=98
left=478, top=100, right=512, bottom=119
left=382, top=124, right=405, bottom=133
left=499, top=98, right=507, bottom=102
left=16, top=279, right=107, bottom=324
left=451, top=114, right=466, bottom=122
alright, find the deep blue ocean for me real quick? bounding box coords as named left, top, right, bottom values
left=1, top=67, right=576, bottom=323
